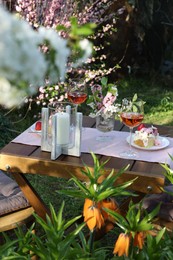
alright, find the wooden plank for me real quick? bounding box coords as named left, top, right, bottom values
left=1, top=143, right=38, bottom=156
left=100, top=155, right=134, bottom=169
left=0, top=207, right=34, bottom=232
left=83, top=115, right=96, bottom=128
left=157, top=125, right=173, bottom=137
left=0, top=153, right=164, bottom=193
left=132, top=161, right=164, bottom=176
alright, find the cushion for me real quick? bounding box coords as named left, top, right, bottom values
left=142, top=185, right=173, bottom=222
left=0, top=170, right=30, bottom=216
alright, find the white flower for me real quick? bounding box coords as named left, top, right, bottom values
left=0, top=8, right=46, bottom=86
left=73, top=39, right=93, bottom=68
left=38, top=27, right=70, bottom=81
left=0, top=7, right=69, bottom=108
left=0, top=77, right=26, bottom=108
left=0, top=6, right=92, bottom=108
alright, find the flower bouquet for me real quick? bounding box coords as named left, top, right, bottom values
left=87, top=77, right=120, bottom=119
left=87, top=77, right=121, bottom=132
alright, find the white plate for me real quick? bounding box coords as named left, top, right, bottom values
left=126, top=135, right=170, bottom=151
left=30, top=122, right=42, bottom=134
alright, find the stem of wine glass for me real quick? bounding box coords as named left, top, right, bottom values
left=129, top=127, right=133, bottom=152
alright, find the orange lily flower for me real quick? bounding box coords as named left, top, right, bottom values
left=133, top=230, right=157, bottom=249
left=100, top=198, right=119, bottom=221
left=133, top=231, right=145, bottom=249
left=83, top=198, right=94, bottom=219
left=113, top=233, right=130, bottom=257
left=83, top=199, right=104, bottom=231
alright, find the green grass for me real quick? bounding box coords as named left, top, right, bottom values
left=82, top=76, right=173, bottom=125
left=117, top=77, right=173, bottom=126
left=144, top=110, right=173, bottom=125
left=26, top=174, right=83, bottom=220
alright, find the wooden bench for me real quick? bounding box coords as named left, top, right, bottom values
left=0, top=170, right=34, bottom=243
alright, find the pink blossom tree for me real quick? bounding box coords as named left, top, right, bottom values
left=2, top=0, right=124, bottom=107
left=14, top=0, right=122, bottom=82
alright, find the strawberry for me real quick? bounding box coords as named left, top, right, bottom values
left=35, top=121, right=42, bottom=131
left=137, top=123, right=145, bottom=131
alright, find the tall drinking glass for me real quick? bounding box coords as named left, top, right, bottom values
left=120, top=97, right=144, bottom=158
left=67, top=80, right=87, bottom=131
left=67, top=81, right=87, bottom=109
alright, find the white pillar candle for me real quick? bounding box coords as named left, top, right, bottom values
left=56, top=112, right=70, bottom=145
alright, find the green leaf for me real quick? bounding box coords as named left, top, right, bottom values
left=101, top=77, right=108, bottom=86
left=160, top=162, right=173, bottom=184
left=70, top=16, right=78, bottom=27
left=56, top=24, right=67, bottom=31
left=104, top=208, right=129, bottom=231
left=74, top=27, right=95, bottom=36
left=145, top=204, right=160, bottom=221
left=132, top=104, right=138, bottom=112
left=70, top=177, right=90, bottom=195
left=57, top=201, right=65, bottom=230
left=155, top=227, right=166, bottom=244
left=132, top=93, right=138, bottom=102
left=64, top=215, right=85, bottom=231
left=136, top=222, right=153, bottom=231
left=57, top=189, right=87, bottom=199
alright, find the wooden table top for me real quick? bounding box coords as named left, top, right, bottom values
left=0, top=116, right=172, bottom=195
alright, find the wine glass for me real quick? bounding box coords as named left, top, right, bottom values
left=120, top=97, right=144, bottom=158
left=67, top=81, right=87, bottom=109
left=67, top=80, right=87, bottom=131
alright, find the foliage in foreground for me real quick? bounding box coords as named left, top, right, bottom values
left=1, top=202, right=173, bottom=259
left=1, top=153, right=173, bottom=259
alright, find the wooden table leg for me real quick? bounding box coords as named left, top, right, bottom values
left=12, top=172, right=50, bottom=221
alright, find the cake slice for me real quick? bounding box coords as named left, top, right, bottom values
left=134, top=124, right=160, bottom=148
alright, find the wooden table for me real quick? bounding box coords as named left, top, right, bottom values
left=0, top=116, right=172, bottom=221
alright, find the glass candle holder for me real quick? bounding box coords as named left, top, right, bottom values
left=48, top=102, right=77, bottom=148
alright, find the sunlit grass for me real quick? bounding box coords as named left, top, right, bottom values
left=144, top=110, right=173, bottom=126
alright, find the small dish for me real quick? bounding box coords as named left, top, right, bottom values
left=126, top=135, right=170, bottom=151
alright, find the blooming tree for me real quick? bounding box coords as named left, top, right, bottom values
left=14, top=0, right=122, bottom=81
left=0, top=6, right=92, bottom=108
left=8, top=0, right=125, bottom=108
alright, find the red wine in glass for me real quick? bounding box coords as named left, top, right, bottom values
left=120, top=112, right=144, bottom=128
left=67, top=82, right=87, bottom=131
left=120, top=97, right=144, bottom=158
left=67, top=91, right=87, bottom=105
left=67, top=82, right=87, bottom=106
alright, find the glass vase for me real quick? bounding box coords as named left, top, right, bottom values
left=96, top=114, right=115, bottom=132
left=95, top=114, right=115, bottom=142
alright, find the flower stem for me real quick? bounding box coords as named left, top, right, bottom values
left=88, top=230, right=95, bottom=255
